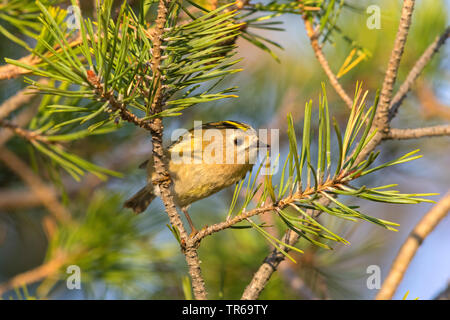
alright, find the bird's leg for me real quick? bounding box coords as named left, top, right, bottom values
left=182, top=206, right=197, bottom=237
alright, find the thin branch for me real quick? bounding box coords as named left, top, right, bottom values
left=374, top=0, right=415, bottom=133
left=385, top=125, right=450, bottom=140
left=0, top=189, right=43, bottom=209
left=0, top=119, right=53, bottom=144
left=0, top=84, right=41, bottom=120
left=302, top=17, right=353, bottom=110
left=86, top=71, right=157, bottom=132
left=193, top=178, right=341, bottom=244
left=434, top=282, right=450, bottom=300
left=389, top=27, right=450, bottom=120
left=0, top=55, right=39, bottom=80
left=0, top=252, right=67, bottom=298
left=0, top=104, right=38, bottom=148
left=0, top=147, right=72, bottom=224
left=356, top=0, right=416, bottom=164
left=147, top=0, right=207, bottom=300
left=376, top=191, right=450, bottom=300
left=241, top=197, right=329, bottom=300
left=242, top=1, right=417, bottom=299
left=278, top=260, right=318, bottom=300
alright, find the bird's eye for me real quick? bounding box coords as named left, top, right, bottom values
left=234, top=137, right=243, bottom=146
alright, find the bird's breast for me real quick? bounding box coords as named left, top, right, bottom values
left=152, top=162, right=252, bottom=207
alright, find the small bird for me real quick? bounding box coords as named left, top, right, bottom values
left=124, top=120, right=268, bottom=233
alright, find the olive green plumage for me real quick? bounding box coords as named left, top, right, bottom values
left=124, top=121, right=265, bottom=214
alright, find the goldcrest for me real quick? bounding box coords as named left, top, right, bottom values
left=124, top=121, right=268, bottom=226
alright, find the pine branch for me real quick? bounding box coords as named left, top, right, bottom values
left=434, top=283, right=450, bottom=300
left=147, top=0, right=208, bottom=300
left=0, top=189, right=44, bottom=209
left=356, top=0, right=416, bottom=164
left=373, top=0, right=415, bottom=135
left=389, top=27, right=450, bottom=121
left=0, top=119, right=54, bottom=144
left=385, top=125, right=450, bottom=140
left=242, top=1, right=418, bottom=297
left=0, top=103, right=38, bottom=148
left=0, top=252, right=68, bottom=298
left=85, top=70, right=157, bottom=131
left=0, top=147, right=72, bottom=223
left=193, top=175, right=358, bottom=244
left=376, top=191, right=450, bottom=300
left=0, top=83, right=43, bottom=120
left=302, top=16, right=353, bottom=109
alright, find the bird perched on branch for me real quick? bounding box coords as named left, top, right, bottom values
left=124, top=120, right=269, bottom=234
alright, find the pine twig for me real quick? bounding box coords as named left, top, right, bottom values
left=389, top=27, right=450, bottom=121
left=0, top=104, right=39, bottom=148
left=302, top=16, right=353, bottom=110
left=385, top=125, right=450, bottom=140
left=434, top=282, right=450, bottom=300
left=356, top=0, right=416, bottom=164
left=86, top=71, right=157, bottom=132
left=147, top=0, right=207, bottom=300
left=0, top=189, right=43, bottom=209
left=0, top=147, right=72, bottom=224
left=241, top=197, right=329, bottom=300
left=0, top=83, right=42, bottom=120
left=373, top=0, right=415, bottom=134
left=0, top=252, right=67, bottom=298
left=192, top=177, right=347, bottom=244
left=376, top=191, right=450, bottom=300
left=0, top=55, right=40, bottom=80
left=0, top=119, right=53, bottom=144
left=241, top=1, right=418, bottom=299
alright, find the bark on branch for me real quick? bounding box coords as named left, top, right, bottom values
left=0, top=148, right=72, bottom=224
left=0, top=252, right=67, bottom=298
left=146, top=0, right=207, bottom=300
left=242, top=1, right=417, bottom=299
left=385, top=125, right=450, bottom=140
left=389, top=27, right=450, bottom=120
left=376, top=191, right=450, bottom=300
left=302, top=17, right=353, bottom=110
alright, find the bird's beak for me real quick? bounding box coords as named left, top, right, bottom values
left=257, top=140, right=270, bottom=149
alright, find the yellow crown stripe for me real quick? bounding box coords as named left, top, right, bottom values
left=223, top=121, right=249, bottom=131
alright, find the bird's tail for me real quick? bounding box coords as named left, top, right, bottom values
left=124, top=186, right=155, bottom=214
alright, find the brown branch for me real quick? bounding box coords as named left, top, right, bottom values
left=385, top=125, right=450, bottom=140
left=389, top=27, right=450, bottom=120
left=0, top=84, right=40, bottom=120
left=376, top=191, right=450, bottom=300
left=0, top=189, right=43, bottom=209
left=86, top=70, right=157, bottom=132
left=0, top=119, right=53, bottom=144
left=193, top=177, right=345, bottom=244
left=0, top=55, right=40, bottom=80
left=0, top=104, right=39, bottom=149
left=241, top=1, right=418, bottom=299
left=0, top=147, right=72, bottom=224
left=374, top=0, right=415, bottom=134
left=434, top=283, right=450, bottom=300
left=146, top=0, right=207, bottom=300
left=278, top=260, right=318, bottom=300
left=0, top=252, right=67, bottom=298
left=302, top=17, right=353, bottom=110
left=356, top=0, right=416, bottom=164
left=241, top=197, right=329, bottom=300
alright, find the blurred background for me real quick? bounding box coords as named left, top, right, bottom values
left=0, top=0, right=449, bottom=299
